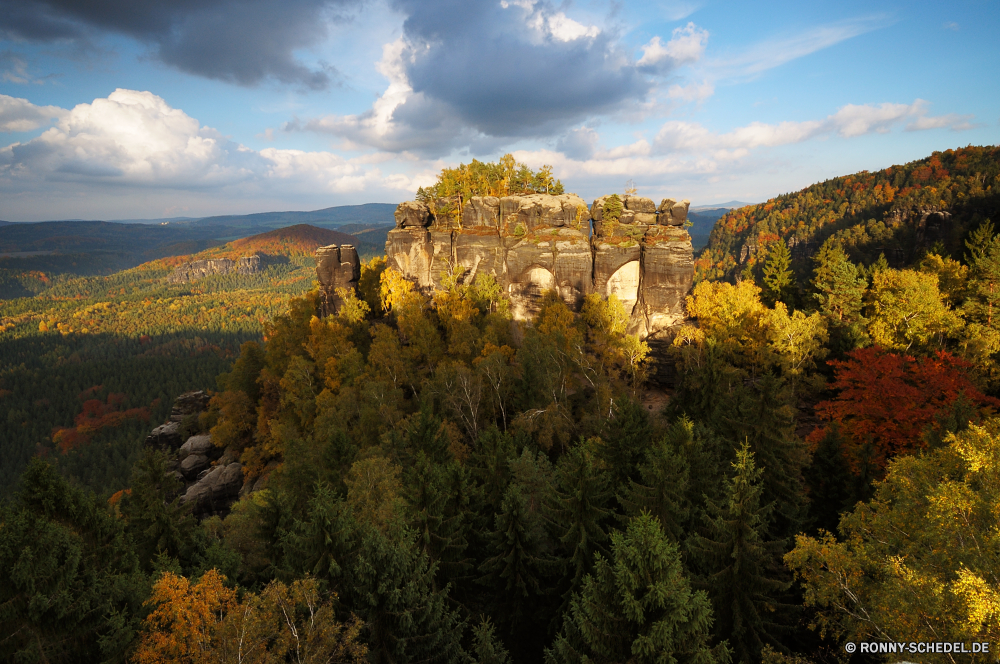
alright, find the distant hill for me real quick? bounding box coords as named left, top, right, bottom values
left=688, top=208, right=734, bottom=251
left=183, top=224, right=358, bottom=262
left=192, top=203, right=397, bottom=229
left=697, top=145, right=1000, bottom=283
left=691, top=200, right=755, bottom=211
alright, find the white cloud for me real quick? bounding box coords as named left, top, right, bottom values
left=708, top=15, right=891, bottom=79
left=0, top=89, right=425, bottom=199
left=0, top=94, right=67, bottom=132
left=653, top=100, right=972, bottom=153
left=638, top=22, right=709, bottom=68
left=502, top=0, right=600, bottom=43
left=666, top=80, right=714, bottom=102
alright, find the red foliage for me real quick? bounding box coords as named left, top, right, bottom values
left=809, top=347, right=1000, bottom=473
left=52, top=392, right=152, bottom=453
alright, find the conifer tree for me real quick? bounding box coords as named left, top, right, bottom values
left=690, top=443, right=794, bottom=663
left=121, top=448, right=201, bottom=574
left=546, top=513, right=730, bottom=664
left=619, top=418, right=692, bottom=542
left=0, top=459, right=146, bottom=663
left=599, top=397, right=653, bottom=493
left=346, top=525, right=469, bottom=664
left=553, top=439, right=612, bottom=600
left=472, top=618, right=512, bottom=664
left=811, top=244, right=867, bottom=326
left=762, top=241, right=795, bottom=306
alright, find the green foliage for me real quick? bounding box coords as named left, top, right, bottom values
left=690, top=444, right=794, bottom=663
left=422, top=154, right=564, bottom=202
left=762, top=241, right=795, bottom=306
left=699, top=146, right=1000, bottom=283
left=546, top=512, right=730, bottom=664
left=0, top=459, right=146, bottom=663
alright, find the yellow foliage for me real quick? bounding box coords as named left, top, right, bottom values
left=345, top=456, right=407, bottom=533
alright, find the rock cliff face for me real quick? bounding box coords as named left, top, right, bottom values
left=166, top=255, right=264, bottom=284
left=316, top=244, right=360, bottom=316
left=383, top=193, right=694, bottom=339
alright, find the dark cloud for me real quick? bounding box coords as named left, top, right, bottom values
left=392, top=0, right=649, bottom=137
left=556, top=126, right=599, bottom=160
left=0, top=0, right=360, bottom=88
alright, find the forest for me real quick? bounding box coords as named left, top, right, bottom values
left=3, top=148, right=1000, bottom=663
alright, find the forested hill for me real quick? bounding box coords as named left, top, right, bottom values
left=697, top=145, right=1000, bottom=282
left=158, top=224, right=357, bottom=265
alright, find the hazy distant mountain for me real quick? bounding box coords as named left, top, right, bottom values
left=191, top=203, right=397, bottom=229
left=690, top=200, right=755, bottom=212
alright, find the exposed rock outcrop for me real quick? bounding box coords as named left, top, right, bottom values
left=166, top=255, right=264, bottom=284
left=316, top=244, right=361, bottom=316
left=142, top=391, right=245, bottom=518
left=381, top=192, right=694, bottom=339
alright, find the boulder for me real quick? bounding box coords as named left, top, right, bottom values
left=179, top=454, right=210, bottom=480
left=180, top=434, right=213, bottom=456
left=145, top=421, right=183, bottom=451
left=170, top=391, right=210, bottom=423
left=394, top=201, right=431, bottom=228
left=624, top=196, right=657, bottom=213
left=180, top=462, right=244, bottom=518
left=657, top=198, right=690, bottom=226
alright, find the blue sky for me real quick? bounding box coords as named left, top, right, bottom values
left=0, top=0, right=997, bottom=221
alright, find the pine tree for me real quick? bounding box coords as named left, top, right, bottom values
left=120, top=448, right=201, bottom=574
left=619, top=417, right=692, bottom=542
left=964, top=219, right=1000, bottom=328
left=472, top=617, right=512, bottom=664
left=690, top=444, right=794, bottom=663
left=762, top=241, right=795, bottom=306
left=546, top=513, right=730, bottom=664
left=0, top=459, right=146, bottom=663
left=599, top=397, right=652, bottom=493
left=812, top=244, right=867, bottom=325
left=479, top=484, right=558, bottom=627
left=554, top=439, right=612, bottom=601
left=346, top=525, right=469, bottom=664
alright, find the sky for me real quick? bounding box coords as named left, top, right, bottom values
left=0, top=0, right=997, bottom=221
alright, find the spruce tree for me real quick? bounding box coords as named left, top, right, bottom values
left=619, top=418, right=691, bottom=542
left=811, top=244, right=867, bottom=325
left=690, top=444, right=794, bottom=663
left=0, top=459, right=146, bottom=663
left=762, top=241, right=795, bottom=306
left=553, top=439, right=612, bottom=600
left=546, top=513, right=730, bottom=664
left=346, top=525, right=469, bottom=664
left=599, top=397, right=653, bottom=493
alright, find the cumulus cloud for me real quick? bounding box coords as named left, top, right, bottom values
left=637, top=22, right=709, bottom=71
left=653, top=100, right=973, bottom=155
left=291, top=0, right=707, bottom=153
left=0, top=0, right=359, bottom=89
left=0, top=94, right=67, bottom=132
left=555, top=126, right=600, bottom=160
left=0, top=89, right=421, bottom=199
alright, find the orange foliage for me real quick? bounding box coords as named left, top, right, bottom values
left=133, top=570, right=236, bottom=664
left=809, top=347, right=1000, bottom=473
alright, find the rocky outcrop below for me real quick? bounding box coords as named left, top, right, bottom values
left=382, top=193, right=694, bottom=339
left=166, top=254, right=265, bottom=284
left=316, top=244, right=360, bottom=316
left=142, top=390, right=244, bottom=519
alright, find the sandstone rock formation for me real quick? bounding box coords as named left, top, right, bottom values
left=142, top=391, right=245, bottom=518
left=316, top=244, right=361, bottom=316
left=166, top=255, right=264, bottom=284
left=382, top=192, right=694, bottom=339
